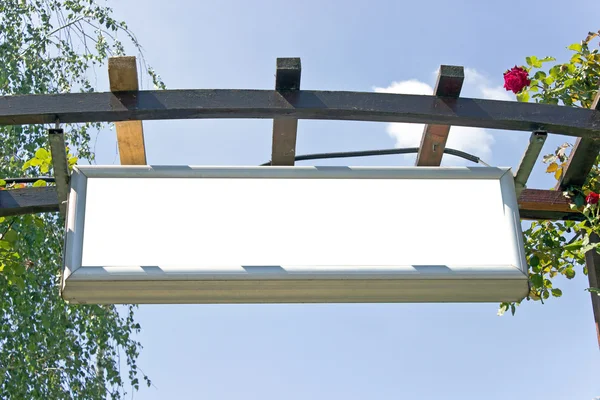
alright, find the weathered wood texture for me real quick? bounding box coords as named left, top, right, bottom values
left=585, top=233, right=600, bottom=348
left=108, top=56, right=147, bottom=165
left=556, top=90, right=600, bottom=189
left=514, top=131, right=547, bottom=197
left=1, top=90, right=599, bottom=138
left=0, top=187, right=59, bottom=217
left=416, top=66, right=464, bottom=166
left=271, top=58, right=301, bottom=166
left=48, top=129, right=70, bottom=217
left=517, top=188, right=580, bottom=220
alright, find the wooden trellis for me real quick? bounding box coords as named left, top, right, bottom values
left=0, top=56, right=599, bottom=346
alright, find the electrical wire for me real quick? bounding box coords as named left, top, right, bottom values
left=261, top=146, right=487, bottom=166
left=1, top=177, right=55, bottom=184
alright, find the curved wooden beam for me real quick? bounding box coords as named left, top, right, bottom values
left=1, top=90, right=600, bottom=138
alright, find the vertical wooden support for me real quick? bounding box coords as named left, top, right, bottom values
left=48, top=128, right=70, bottom=218
left=108, top=56, right=147, bottom=165
left=556, top=90, right=600, bottom=189
left=585, top=233, right=600, bottom=349
left=415, top=65, right=464, bottom=166
left=271, top=58, right=301, bottom=166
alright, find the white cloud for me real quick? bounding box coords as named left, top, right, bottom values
left=464, top=67, right=513, bottom=101
left=373, top=76, right=495, bottom=165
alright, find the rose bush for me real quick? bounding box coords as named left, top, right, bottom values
left=498, top=30, right=600, bottom=316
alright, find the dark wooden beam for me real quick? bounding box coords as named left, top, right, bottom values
left=585, top=233, right=600, bottom=348
left=271, top=58, right=301, bottom=166
left=0, top=187, right=59, bottom=217
left=556, top=90, right=600, bottom=189
left=1, top=90, right=600, bottom=138
left=416, top=66, right=464, bottom=166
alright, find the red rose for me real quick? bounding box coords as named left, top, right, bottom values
left=586, top=192, right=599, bottom=205
left=503, top=66, right=531, bottom=94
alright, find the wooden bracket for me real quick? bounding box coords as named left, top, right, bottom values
left=270, top=58, right=301, bottom=166
left=416, top=65, right=464, bottom=166
left=48, top=128, right=70, bottom=218
left=556, top=90, right=600, bottom=189
left=514, top=131, right=547, bottom=198
left=108, top=56, right=147, bottom=165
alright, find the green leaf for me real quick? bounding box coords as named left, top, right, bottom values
left=32, top=179, right=47, bottom=187
left=568, top=43, right=582, bottom=52
left=564, top=241, right=583, bottom=252
left=530, top=274, right=544, bottom=288
left=574, top=194, right=585, bottom=208
left=564, top=78, right=575, bottom=88
left=543, top=76, right=555, bottom=85
left=0, top=179, right=5, bottom=186
left=517, top=91, right=530, bottom=102
left=539, top=56, right=556, bottom=63
left=565, top=268, right=576, bottom=279
left=570, top=54, right=582, bottom=64
left=551, top=288, right=563, bottom=297
left=529, top=255, right=540, bottom=267
left=40, top=164, right=49, bottom=174
left=2, top=230, right=18, bottom=243
left=35, top=148, right=50, bottom=160
left=21, top=160, right=32, bottom=171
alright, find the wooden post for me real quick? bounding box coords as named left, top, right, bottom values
left=556, top=90, right=600, bottom=189
left=585, top=233, right=600, bottom=348
left=416, top=65, right=464, bottom=166
left=271, top=58, right=301, bottom=166
left=108, top=56, right=147, bottom=165
left=48, top=128, right=70, bottom=218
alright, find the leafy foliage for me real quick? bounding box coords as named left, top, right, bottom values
left=498, top=31, right=600, bottom=316
left=0, top=1, right=164, bottom=398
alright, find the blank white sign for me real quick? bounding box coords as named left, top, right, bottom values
left=61, top=166, right=529, bottom=304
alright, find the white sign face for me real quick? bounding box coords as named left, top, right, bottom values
left=61, top=166, right=528, bottom=304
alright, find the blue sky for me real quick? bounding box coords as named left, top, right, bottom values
left=90, top=1, right=600, bottom=398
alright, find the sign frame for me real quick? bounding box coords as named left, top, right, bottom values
left=61, top=165, right=529, bottom=304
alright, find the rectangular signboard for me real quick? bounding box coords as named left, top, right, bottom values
left=61, top=166, right=529, bottom=304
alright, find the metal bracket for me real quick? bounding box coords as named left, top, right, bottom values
left=48, top=128, right=70, bottom=218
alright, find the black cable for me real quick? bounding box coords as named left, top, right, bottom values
left=260, top=146, right=483, bottom=166
left=1, top=177, right=55, bottom=184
